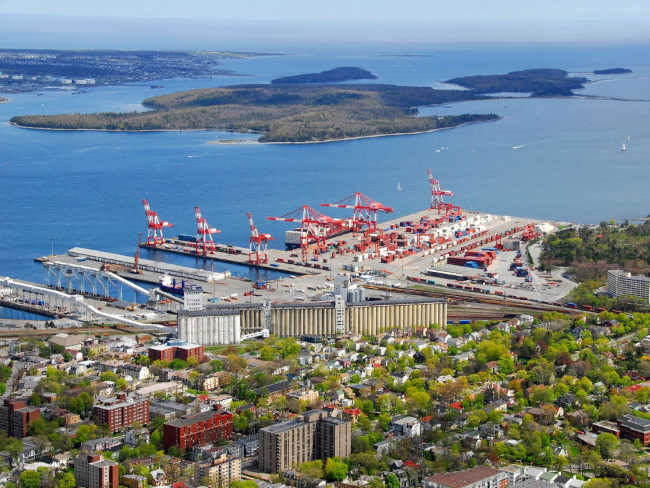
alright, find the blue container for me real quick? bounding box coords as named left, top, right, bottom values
left=459, top=320, right=471, bottom=325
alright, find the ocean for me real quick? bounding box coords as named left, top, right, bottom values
left=1, top=42, right=649, bottom=299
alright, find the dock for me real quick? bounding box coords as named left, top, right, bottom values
left=68, top=247, right=228, bottom=283
left=142, top=239, right=315, bottom=276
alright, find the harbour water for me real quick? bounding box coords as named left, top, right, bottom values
left=1, top=43, right=649, bottom=285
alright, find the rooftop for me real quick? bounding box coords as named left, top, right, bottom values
left=165, top=409, right=231, bottom=428
left=260, top=418, right=305, bottom=434
left=181, top=295, right=446, bottom=317
left=618, top=413, right=650, bottom=432
left=609, top=269, right=650, bottom=282
left=427, top=465, right=501, bottom=488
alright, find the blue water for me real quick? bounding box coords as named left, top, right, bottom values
left=0, top=306, right=52, bottom=321
left=1, top=43, right=649, bottom=286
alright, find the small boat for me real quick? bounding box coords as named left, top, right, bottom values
left=621, top=143, right=627, bottom=152
left=512, top=145, right=525, bottom=150
left=397, top=182, right=402, bottom=192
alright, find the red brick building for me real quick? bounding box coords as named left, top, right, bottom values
left=174, top=344, right=205, bottom=363
left=0, top=399, right=41, bottom=438
left=163, top=407, right=233, bottom=450
left=617, top=414, right=650, bottom=446
left=148, top=345, right=176, bottom=362
left=148, top=343, right=204, bottom=363
left=92, top=398, right=150, bottom=433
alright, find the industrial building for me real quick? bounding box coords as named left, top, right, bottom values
left=607, top=270, right=650, bottom=303
left=258, top=410, right=351, bottom=473
left=178, top=296, right=447, bottom=345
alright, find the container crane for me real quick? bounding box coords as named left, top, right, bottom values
left=142, top=199, right=172, bottom=246
left=267, top=205, right=343, bottom=262
left=427, top=169, right=456, bottom=214
left=321, top=192, right=393, bottom=234
left=247, top=212, right=273, bottom=265
left=194, top=206, right=221, bottom=255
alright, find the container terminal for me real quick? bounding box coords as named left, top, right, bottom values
left=2, top=170, right=582, bottom=335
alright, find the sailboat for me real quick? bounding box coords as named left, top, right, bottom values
left=397, top=182, right=402, bottom=192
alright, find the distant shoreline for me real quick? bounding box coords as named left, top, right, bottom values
left=10, top=117, right=496, bottom=144
left=208, top=119, right=499, bottom=145
left=9, top=122, right=217, bottom=133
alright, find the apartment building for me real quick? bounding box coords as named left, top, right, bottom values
left=259, top=410, right=351, bottom=473
left=92, top=397, right=150, bottom=433
left=195, top=452, right=242, bottom=487
left=74, top=453, right=119, bottom=488
left=0, top=399, right=40, bottom=438
left=163, top=407, right=233, bottom=450
left=607, top=270, right=650, bottom=303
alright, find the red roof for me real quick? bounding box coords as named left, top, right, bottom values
left=450, top=402, right=463, bottom=410
left=172, top=483, right=186, bottom=488
left=344, top=408, right=361, bottom=416
left=627, top=384, right=643, bottom=392
left=404, top=460, right=418, bottom=468
left=421, top=415, right=432, bottom=422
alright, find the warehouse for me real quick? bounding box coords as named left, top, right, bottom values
left=177, top=297, right=447, bottom=344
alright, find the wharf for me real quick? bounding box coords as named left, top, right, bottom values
left=68, top=247, right=227, bottom=283
left=143, top=239, right=315, bottom=276
left=1, top=276, right=176, bottom=325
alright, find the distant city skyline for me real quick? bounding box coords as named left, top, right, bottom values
left=2, top=0, right=650, bottom=47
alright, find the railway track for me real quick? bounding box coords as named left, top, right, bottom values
left=363, top=284, right=583, bottom=315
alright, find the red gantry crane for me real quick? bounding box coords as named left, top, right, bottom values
left=247, top=212, right=273, bottom=265
left=321, top=192, right=393, bottom=235
left=142, top=199, right=173, bottom=246
left=427, top=169, right=456, bottom=214
left=267, top=205, right=343, bottom=262
left=194, top=206, right=221, bottom=255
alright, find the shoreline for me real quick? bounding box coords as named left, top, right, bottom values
left=209, top=119, right=499, bottom=145
left=11, top=118, right=499, bottom=144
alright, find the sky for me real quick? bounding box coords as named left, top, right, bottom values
left=2, top=0, right=650, bottom=47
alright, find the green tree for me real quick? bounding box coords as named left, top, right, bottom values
left=595, top=433, right=619, bottom=459
left=299, top=459, right=324, bottom=479
left=7, top=438, right=23, bottom=467
left=385, top=473, right=400, bottom=488
left=19, top=470, right=41, bottom=488
left=231, top=481, right=258, bottom=488
left=55, top=472, right=76, bottom=488
left=325, top=458, right=348, bottom=482
left=378, top=412, right=391, bottom=431
left=407, top=390, right=430, bottom=415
